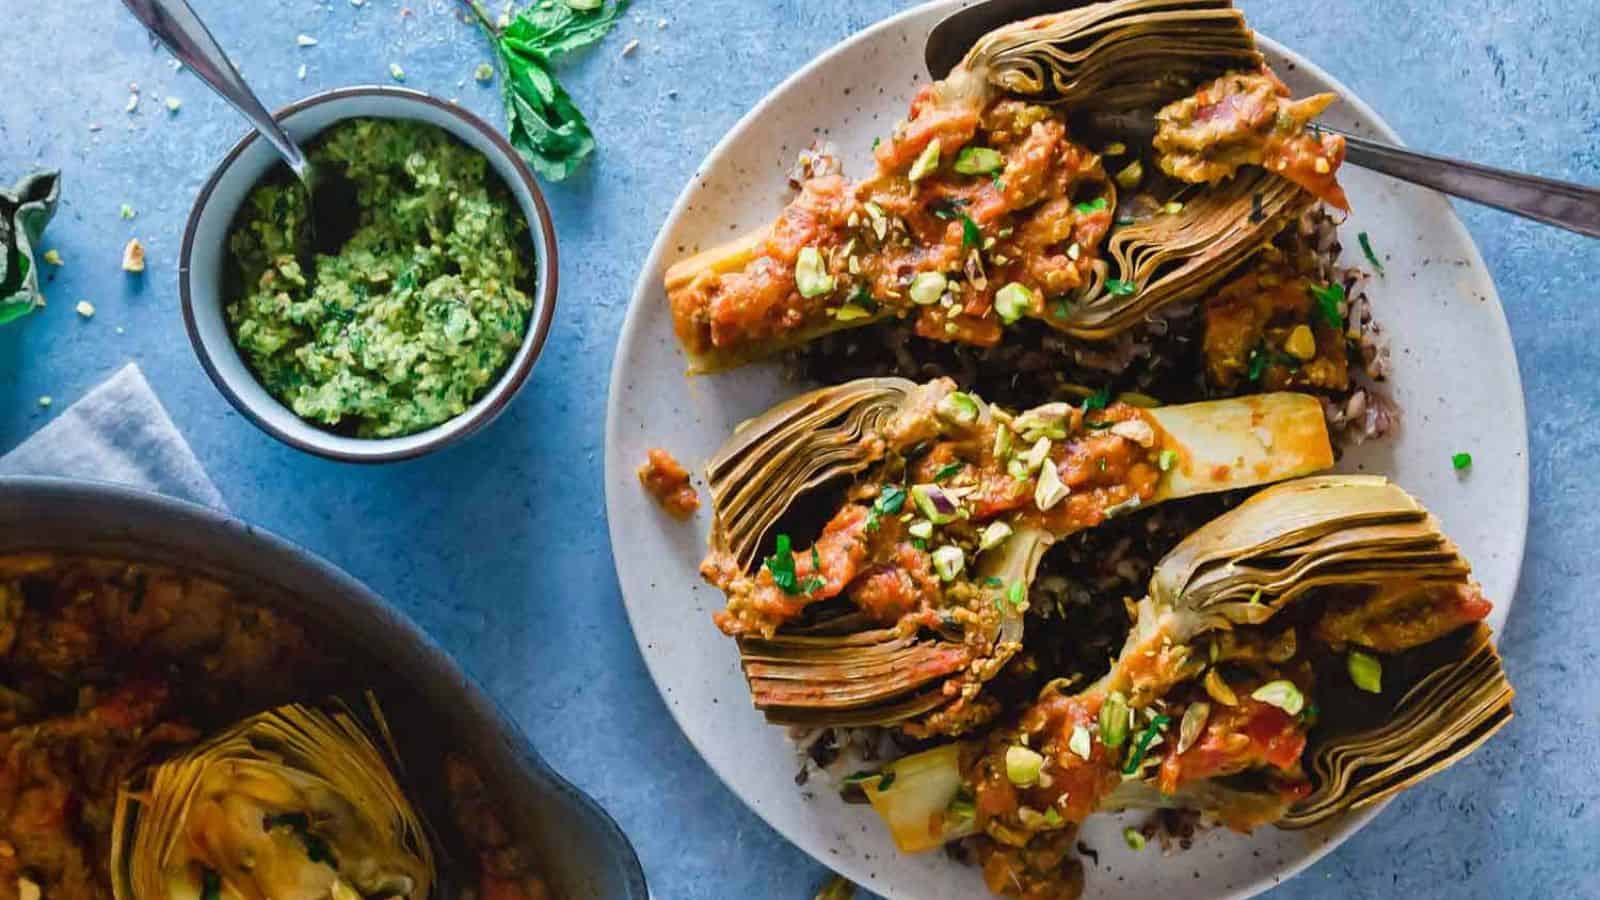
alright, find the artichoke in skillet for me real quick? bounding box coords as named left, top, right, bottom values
left=703, top=377, right=1333, bottom=735
left=110, top=698, right=435, bottom=900
left=859, top=475, right=1511, bottom=858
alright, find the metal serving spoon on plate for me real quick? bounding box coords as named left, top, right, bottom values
left=122, top=0, right=357, bottom=254
left=926, top=0, right=1600, bottom=238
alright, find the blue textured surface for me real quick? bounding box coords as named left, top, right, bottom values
left=1, top=2, right=1597, bottom=897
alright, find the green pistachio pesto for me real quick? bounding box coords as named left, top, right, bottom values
left=226, top=118, right=534, bottom=438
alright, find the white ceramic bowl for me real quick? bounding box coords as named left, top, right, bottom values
left=180, top=86, right=557, bottom=462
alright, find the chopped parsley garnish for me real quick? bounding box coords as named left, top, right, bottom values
left=1248, top=191, right=1265, bottom=224
left=984, top=576, right=1004, bottom=587
left=1104, top=278, right=1136, bottom=296
left=1115, top=214, right=1136, bottom=226
left=993, top=175, right=1005, bottom=190
left=1121, top=714, right=1170, bottom=775
left=763, top=534, right=799, bottom=592
left=1247, top=345, right=1270, bottom=382
left=1308, top=281, right=1345, bottom=329
left=1074, top=196, right=1108, bottom=215
left=1053, top=300, right=1071, bottom=320
left=912, top=538, right=928, bottom=551
left=865, top=483, right=908, bottom=531
left=1006, top=580, right=1026, bottom=608
left=800, top=547, right=826, bottom=596
left=933, top=461, right=964, bottom=482
left=847, top=284, right=878, bottom=313
left=200, top=869, right=222, bottom=900
left=1452, top=452, right=1473, bottom=471
left=1081, top=386, right=1111, bottom=412
left=1358, top=231, right=1385, bottom=274
left=876, top=771, right=896, bottom=790
left=960, top=213, right=982, bottom=249
left=871, top=137, right=881, bottom=150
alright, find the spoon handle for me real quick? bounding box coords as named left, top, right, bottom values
left=1334, top=130, right=1600, bottom=238
left=121, top=0, right=311, bottom=182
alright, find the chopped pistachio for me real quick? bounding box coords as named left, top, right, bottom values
left=936, top=390, right=980, bottom=425
left=37, top=395, right=52, bottom=408
left=389, top=62, right=406, bottom=81
left=1034, top=459, right=1069, bottom=511
left=992, top=423, right=1013, bottom=459
left=1068, top=725, right=1092, bottom=760
left=794, top=246, right=835, bottom=298
left=1163, top=200, right=1184, bottom=214
left=120, top=204, right=136, bottom=219
left=1005, top=745, right=1044, bottom=786
left=296, top=34, right=318, bottom=47
left=1158, top=449, right=1178, bottom=472
left=1347, top=651, right=1383, bottom=693
left=1098, top=691, right=1130, bottom=748
left=164, top=97, right=182, bottom=113
left=909, top=271, right=948, bottom=305
left=297, top=64, right=308, bottom=80
left=1114, top=159, right=1143, bottom=189
left=1104, top=141, right=1127, bottom=156
left=1176, top=701, right=1210, bottom=754
left=125, top=92, right=139, bottom=113
left=953, top=146, right=1004, bottom=175
left=993, top=282, right=1033, bottom=324
left=1204, top=669, right=1238, bottom=706
left=931, top=545, right=965, bottom=582
left=474, top=62, right=495, bottom=82
left=121, top=238, right=145, bottom=273
left=74, top=300, right=95, bottom=318
left=621, top=39, right=640, bottom=57
left=833, top=305, right=871, bottom=322
left=978, top=521, right=1013, bottom=551
left=43, top=249, right=63, bottom=266
left=908, top=138, right=942, bottom=182
left=1123, top=827, right=1146, bottom=851
left=1251, top=680, right=1305, bottom=716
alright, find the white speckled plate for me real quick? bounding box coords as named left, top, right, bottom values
left=603, top=4, right=1527, bottom=898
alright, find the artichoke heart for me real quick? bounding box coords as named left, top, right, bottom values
left=110, top=698, right=435, bottom=900
left=863, top=475, right=1512, bottom=852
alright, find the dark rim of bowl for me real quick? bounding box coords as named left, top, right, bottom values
left=179, top=85, right=559, bottom=464
left=0, top=475, right=649, bottom=899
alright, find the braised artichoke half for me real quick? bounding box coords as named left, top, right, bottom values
left=702, top=377, right=1332, bottom=734
left=665, top=0, right=1342, bottom=370
left=110, top=698, right=435, bottom=900
left=860, top=475, right=1511, bottom=859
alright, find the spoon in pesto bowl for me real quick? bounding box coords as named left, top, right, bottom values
left=121, top=0, right=357, bottom=254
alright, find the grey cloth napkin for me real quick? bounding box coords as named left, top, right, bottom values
left=1, top=363, right=225, bottom=508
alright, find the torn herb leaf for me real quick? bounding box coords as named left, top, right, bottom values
left=0, top=170, right=62, bottom=325
left=1358, top=231, right=1384, bottom=274
left=764, top=533, right=799, bottom=593
left=1308, top=281, right=1345, bottom=330
left=469, top=0, right=629, bottom=181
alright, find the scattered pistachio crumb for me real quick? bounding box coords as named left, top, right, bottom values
left=474, top=63, right=494, bottom=83
left=115, top=326, right=126, bottom=335
left=37, top=396, right=52, bottom=408
left=350, top=0, right=365, bottom=6
left=43, top=249, right=63, bottom=266
left=656, top=18, right=667, bottom=28
left=120, top=204, right=135, bottom=220
left=389, top=62, right=406, bottom=81
left=122, top=238, right=146, bottom=273
left=124, top=92, right=139, bottom=113
left=621, top=39, right=640, bottom=57
left=296, top=34, right=318, bottom=47
left=75, top=300, right=95, bottom=318
left=165, top=97, right=182, bottom=113
left=297, top=64, right=308, bottom=81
